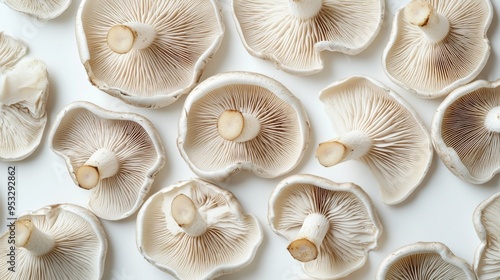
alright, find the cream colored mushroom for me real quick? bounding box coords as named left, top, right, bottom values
left=315, top=76, right=432, bottom=204
left=0, top=204, right=107, bottom=280
left=268, top=174, right=382, bottom=279
left=137, top=178, right=263, bottom=280
left=2, top=0, right=71, bottom=20
left=49, top=101, right=165, bottom=220
left=177, top=71, right=310, bottom=181
left=232, top=0, right=384, bottom=75
left=432, top=79, right=499, bottom=184
left=75, top=0, right=224, bottom=108
left=0, top=32, right=49, bottom=161
left=383, top=0, right=493, bottom=98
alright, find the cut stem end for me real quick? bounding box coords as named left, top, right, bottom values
left=171, top=194, right=207, bottom=236
left=217, top=110, right=260, bottom=142
left=485, top=106, right=500, bottom=133
left=76, top=165, right=100, bottom=190
left=289, top=0, right=323, bottom=20
left=15, top=219, right=55, bottom=256
left=107, top=25, right=135, bottom=54
left=287, top=238, right=318, bottom=262
left=405, top=0, right=450, bottom=43
left=316, top=141, right=346, bottom=167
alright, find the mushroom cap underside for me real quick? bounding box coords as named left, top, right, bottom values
left=3, top=0, right=72, bottom=20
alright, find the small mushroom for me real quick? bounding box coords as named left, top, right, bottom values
left=473, top=192, right=500, bottom=279
left=377, top=242, right=476, bottom=280
left=136, top=178, right=263, bottom=280
left=232, top=0, right=384, bottom=75
left=75, top=0, right=224, bottom=108
left=268, top=174, right=382, bottom=279
left=49, top=101, right=165, bottom=220
left=0, top=32, right=49, bottom=161
left=177, top=71, right=310, bottom=181
left=0, top=204, right=107, bottom=280
left=432, top=79, right=499, bottom=184
left=2, top=0, right=71, bottom=20
left=383, top=0, right=493, bottom=98
left=315, top=76, right=432, bottom=204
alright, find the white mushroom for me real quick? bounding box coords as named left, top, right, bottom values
left=0, top=32, right=49, bottom=161
left=473, top=192, right=500, bottom=280
left=0, top=204, right=107, bottom=280
left=49, top=101, right=165, bottom=220
left=315, top=76, right=432, bottom=204
left=383, top=0, right=493, bottom=98
left=75, top=0, right=224, bottom=108
left=377, top=242, right=476, bottom=280
left=2, top=0, right=71, bottom=20
left=432, top=79, right=499, bottom=184
left=232, top=0, right=384, bottom=75
left=268, top=174, right=382, bottom=279
left=136, top=178, right=263, bottom=280
left=177, top=71, right=310, bottom=181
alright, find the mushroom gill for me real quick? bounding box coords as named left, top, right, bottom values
left=474, top=193, right=500, bottom=280
left=384, top=253, right=469, bottom=279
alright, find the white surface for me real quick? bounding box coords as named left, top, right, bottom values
left=1, top=0, right=499, bottom=279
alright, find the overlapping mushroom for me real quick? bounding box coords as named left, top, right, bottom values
left=2, top=0, right=71, bottom=20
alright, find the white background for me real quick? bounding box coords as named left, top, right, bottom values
left=1, top=0, right=499, bottom=279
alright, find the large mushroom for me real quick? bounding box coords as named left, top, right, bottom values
left=232, top=0, right=384, bottom=75
left=2, top=0, right=71, bottom=20
left=0, top=32, right=49, bottom=161
left=136, top=178, right=263, bottom=280
left=177, top=71, right=310, bottom=181
left=76, top=0, right=224, bottom=108
left=49, top=101, right=165, bottom=220
left=315, top=76, right=432, bottom=204
left=377, top=242, right=476, bottom=280
left=268, top=174, right=382, bottom=279
left=383, top=0, right=493, bottom=98
left=432, top=79, right=499, bottom=184
left=0, top=204, right=107, bottom=280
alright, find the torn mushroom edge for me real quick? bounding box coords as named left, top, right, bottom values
left=382, top=1, right=493, bottom=99
left=177, top=71, right=311, bottom=182
left=268, top=174, right=383, bottom=279
left=431, top=78, right=499, bottom=184
left=231, top=0, right=385, bottom=76
left=48, top=101, right=166, bottom=220
left=3, top=0, right=72, bottom=20
left=319, top=75, right=434, bottom=204
left=136, top=178, right=264, bottom=280
left=74, top=0, right=225, bottom=108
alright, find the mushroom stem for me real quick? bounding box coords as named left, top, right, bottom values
left=405, top=0, right=450, bottom=43
left=316, top=130, right=372, bottom=167
left=287, top=213, right=329, bottom=262
left=217, top=110, right=261, bottom=142
left=171, top=194, right=207, bottom=237
left=16, top=219, right=55, bottom=257
left=288, top=0, right=323, bottom=20
left=485, top=106, right=500, bottom=133
left=107, top=22, right=156, bottom=54
left=76, top=148, right=119, bottom=190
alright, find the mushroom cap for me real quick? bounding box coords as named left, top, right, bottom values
left=75, top=0, right=224, bottom=108
left=473, top=192, right=500, bottom=279
left=268, top=174, right=382, bottom=279
left=432, top=79, right=500, bottom=184
left=177, top=71, right=310, bottom=181
left=136, top=178, right=263, bottom=280
left=3, top=0, right=72, bottom=20
left=0, top=32, right=49, bottom=161
left=383, top=0, right=492, bottom=98
left=0, top=203, right=107, bottom=280
left=232, top=0, right=384, bottom=75
left=319, top=75, right=433, bottom=204
left=49, top=101, right=166, bottom=220
left=376, top=242, right=476, bottom=280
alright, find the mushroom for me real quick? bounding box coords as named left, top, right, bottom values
left=473, top=192, right=500, bottom=279
left=268, top=174, right=382, bottom=279
left=0, top=32, right=49, bottom=161
left=0, top=204, right=107, bottom=280
left=177, top=71, right=310, bottom=181
left=377, top=242, right=476, bottom=280
left=75, top=0, right=224, bottom=108
left=2, top=0, right=71, bottom=20
left=49, top=101, right=165, bottom=220
left=432, top=79, right=499, bottom=184
left=315, top=76, right=432, bottom=204
left=231, top=0, right=384, bottom=75
left=383, top=0, right=493, bottom=98
left=136, top=178, right=263, bottom=280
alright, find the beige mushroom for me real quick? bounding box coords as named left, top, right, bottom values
left=2, top=0, right=71, bottom=20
